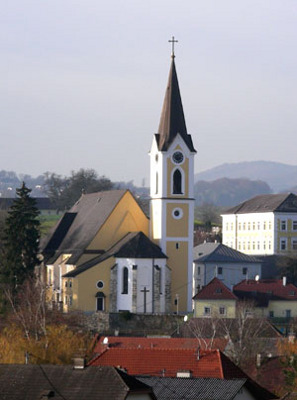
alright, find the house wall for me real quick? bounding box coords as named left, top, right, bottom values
left=194, top=299, right=236, bottom=318
left=116, top=257, right=169, bottom=313
left=87, top=191, right=149, bottom=251
left=193, top=261, right=262, bottom=292
left=268, top=300, right=297, bottom=318
left=222, top=211, right=297, bottom=256
left=63, top=257, right=114, bottom=313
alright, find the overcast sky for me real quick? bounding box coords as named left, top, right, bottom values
left=1, top=1, right=297, bottom=186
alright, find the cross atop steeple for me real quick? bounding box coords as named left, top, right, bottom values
left=168, top=36, right=178, bottom=58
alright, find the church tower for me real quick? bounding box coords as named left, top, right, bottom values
left=150, top=43, right=196, bottom=312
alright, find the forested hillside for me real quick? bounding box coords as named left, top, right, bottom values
left=194, top=178, right=272, bottom=207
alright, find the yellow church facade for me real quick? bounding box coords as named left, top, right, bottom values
left=42, top=51, right=196, bottom=314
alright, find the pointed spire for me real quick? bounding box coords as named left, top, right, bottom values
left=157, top=56, right=195, bottom=152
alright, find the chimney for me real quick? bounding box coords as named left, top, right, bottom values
left=256, top=353, right=261, bottom=368
left=73, top=357, right=86, bottom=369
left=283, top=276, right=287, bottom=287
left=196, top=346, right=200, bottom=360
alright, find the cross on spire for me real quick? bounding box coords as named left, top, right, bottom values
left=168, top=36, right=178, bottom=58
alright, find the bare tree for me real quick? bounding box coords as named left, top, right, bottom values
left=221, top=300, right=269, bottom=368
left=3, top=277, right=48, bottom=341
left=183, top=317, right=221, bottom=350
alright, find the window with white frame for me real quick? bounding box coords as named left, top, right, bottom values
left=253, top=222, right=255, bottom=230
left=281, top=220, right=287, bottom=231
left=243, top=222, right=246, bottom=230
left=280, top=239, right=287, bottom=251
left=293, top=221, right=297, bottom=231
left=257, top=222, right=260, bottom=230
left=204, top=307, right=211, bottom=316
left=263, top=222, right=266, bottom=230
left=219, top=306, right=226, bottom=315
left=239, top=222, right=241, bottom=230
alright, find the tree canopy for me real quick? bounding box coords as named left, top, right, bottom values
left=43, top=168, right=114, bottom=211
left=0, top=182, right=40, bottom=288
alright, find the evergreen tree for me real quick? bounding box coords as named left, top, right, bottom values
left=0, top=182, right=40, bottom=288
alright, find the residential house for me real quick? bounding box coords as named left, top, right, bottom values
left=0, top=364, right=157, bottom=400
left=233, top=278, right=297, bottom=319
left=192, top=278, right=237, bottom=318
left=193, top=242, right=262, bottom=293
left=41, top=51, right=196, bottom=313
left=221, top=193, right=297, bottom=256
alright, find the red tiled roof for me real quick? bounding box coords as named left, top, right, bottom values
left=193, top=278, right=238, bottom=300
left=93, top=336, right=228, bottom=355
left=88, top=347, right=247, bottom=379
left=234, top=279, right=297, bottom=301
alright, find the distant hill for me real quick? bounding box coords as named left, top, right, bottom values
left=194, top=178, right=271, bottom=207
left=195, top=161, right=297, bottom=193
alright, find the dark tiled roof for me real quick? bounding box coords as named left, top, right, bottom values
left=233, top=279, right=297, bottom=305
left=223, top=193, right=297, bottom=214
left=138, top=377, right=247, bottom=400
left=0, top=364, right=156, bottom=400
left=41, top=190, right=128, bottom=264
left=64, top=232, right=166, bottom=277
left=193, top=243, right=261, bottom=263
left=157, top=58, right=196, bottom=152
left=138, top=376, right=277, bottom=400
left=181, top=318, right=282, bottom=339
left=193, top=278, right=238, bottom=301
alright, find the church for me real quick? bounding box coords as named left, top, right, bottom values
left=41, top=46, right=196, bottom=314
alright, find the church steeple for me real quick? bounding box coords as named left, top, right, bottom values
left=150, top=44, right=196, bottom=313
left=157, top=57, right=196, bottom=152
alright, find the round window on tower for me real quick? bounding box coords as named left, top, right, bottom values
left=96, top=280, right=104, bottom=289
left=172, top=151, right=184, bottom=165
left=172, top=207, right=183, bottom=220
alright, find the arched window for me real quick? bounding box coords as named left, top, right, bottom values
left=173, top=169, right=182, bottom=194
left=122, top=267, right=128, bottom=294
